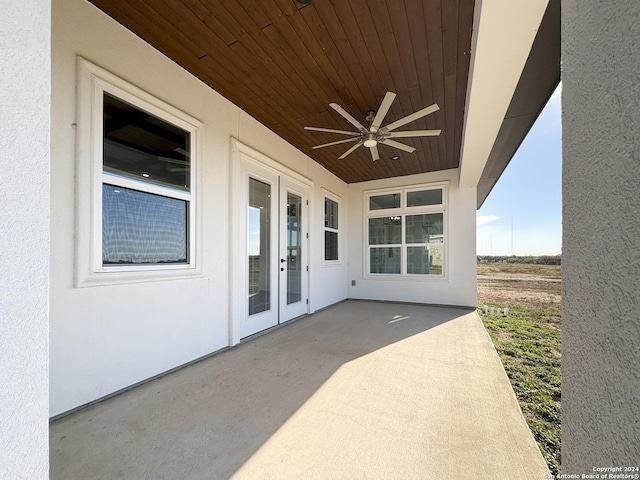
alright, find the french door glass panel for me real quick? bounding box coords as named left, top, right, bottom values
left=286, top=192, right=302, bottom=305
left=278, top=179, right=308, bottom=323
left=248, top=178, right=271, bottom=316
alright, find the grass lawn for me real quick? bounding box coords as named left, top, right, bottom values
left=477, top=263, right=562, bottom=475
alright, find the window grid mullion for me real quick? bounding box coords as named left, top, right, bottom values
left=401, top=212, right=406, bottom=276
left=102, top=174, right=191, bottom=202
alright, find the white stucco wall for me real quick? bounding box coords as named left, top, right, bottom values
left=562, top=0, right=640, bottom=472
left=0, top=0, right=50, bottom=478
left=50, top=0, right=349, bottom=416
left=347, top=170, right=477, bottom=307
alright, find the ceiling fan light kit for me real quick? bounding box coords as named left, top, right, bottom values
left=305, top=92, right=441, bottom=161
left=363, top=135, right=377, bottom=148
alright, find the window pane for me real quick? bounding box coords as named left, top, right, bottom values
left=102, top=184, right=187, bottom=264
left=325, top=231, right=338, bottom=261
left=103, top=93, right=190, bottom=191
left=405, top=213, right=444, bottom=244
left=248, top=178, right=271, bottom=316
left=286, top=192, right=302, bottom=305
left=369, top=193, right=401, bottom=210
left=325, top=198, right=338, bottom=229
left=369, top=217, right=402, bottom=245
left=370, top=247, right=401, bottom=274
left=407, top=245, right=443, bottom=275
left=407, top=189, right=442, bottom=207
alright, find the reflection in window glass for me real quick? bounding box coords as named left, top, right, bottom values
left=405, top=213, right=444, bottom=244
left=407, top=189, right=442, bottom=207
left=369, top=193, right=401, bottom=210
left=325, top=198, right=338, bottom=229
left=325, top=231, right=338, bottom=261
left=370, top=247, right=401, bottom=274
left=324, top=197, right=339, bottom=261
left=407, top=245, right=443, bottom=275
left=368, top=217, right=402, bottom=245
left=287, top=192, right=302, bottom=305
left=102, top=184, right=187, bottom=264
left=103, top=93, right=190, bottom=191
left=248, top=178, right=271, bottom=316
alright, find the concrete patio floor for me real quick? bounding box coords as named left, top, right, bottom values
left=50, top=300, right=549, bottom=479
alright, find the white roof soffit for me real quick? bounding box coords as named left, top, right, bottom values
left=458, top=0, right=549, bottom=189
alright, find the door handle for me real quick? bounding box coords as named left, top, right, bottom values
left=280, top=259, right=286, bottom=263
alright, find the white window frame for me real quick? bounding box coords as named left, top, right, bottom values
left=322, top=189, right=341, bottom=266
left=75, top=57, right=203, bottom=286
left=364, top=183, right=448, bottom=279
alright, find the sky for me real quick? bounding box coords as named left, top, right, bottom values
left=476, top=85, right=562, bottom=256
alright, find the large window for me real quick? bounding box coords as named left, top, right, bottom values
left=366, top=185, right=446, bottom=277
left=102, top=92, right=192, bottom=266
left=324, top=193, right=340, bottom=262
left=76, top=58, right=201, bottom=284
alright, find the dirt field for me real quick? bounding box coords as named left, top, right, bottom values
left=477, top=263, right=562, bottom=315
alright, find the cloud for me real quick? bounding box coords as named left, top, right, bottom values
left=477, top=215, right=500, bottom=226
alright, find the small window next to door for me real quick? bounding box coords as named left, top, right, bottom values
left=323, top=191, right=340, bottom=264
left=248, top=177, right=271, bottom=316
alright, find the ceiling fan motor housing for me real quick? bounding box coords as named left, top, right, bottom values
left=365, top=110, right=377, bottom=124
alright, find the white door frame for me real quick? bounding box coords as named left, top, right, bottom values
left=229, top=139, right=312, bottom=345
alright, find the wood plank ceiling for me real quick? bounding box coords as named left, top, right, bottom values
left=88, top=0, right=475, bottom=184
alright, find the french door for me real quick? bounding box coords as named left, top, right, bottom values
left=242, top=168, right=309, bottom=338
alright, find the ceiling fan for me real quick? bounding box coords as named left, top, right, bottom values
left=305, top=92, right=441, bottom=161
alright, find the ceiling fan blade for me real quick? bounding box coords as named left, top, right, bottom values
left=382, top=103, right=440, bottom=132
left=388, top=129, right=441, bottom=138
left=380, top=139, right=416, bottom=153
left=370, top=145, right=379, bottom=161
left=312, top=137, right=361, bottom=149
left=304, top=126, right=361, bottom=136
left=370, top=92, right=396, bottom=133
left=330, top=103, right=367, bottom=133
left=339, top=142, right=362, bottom=159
